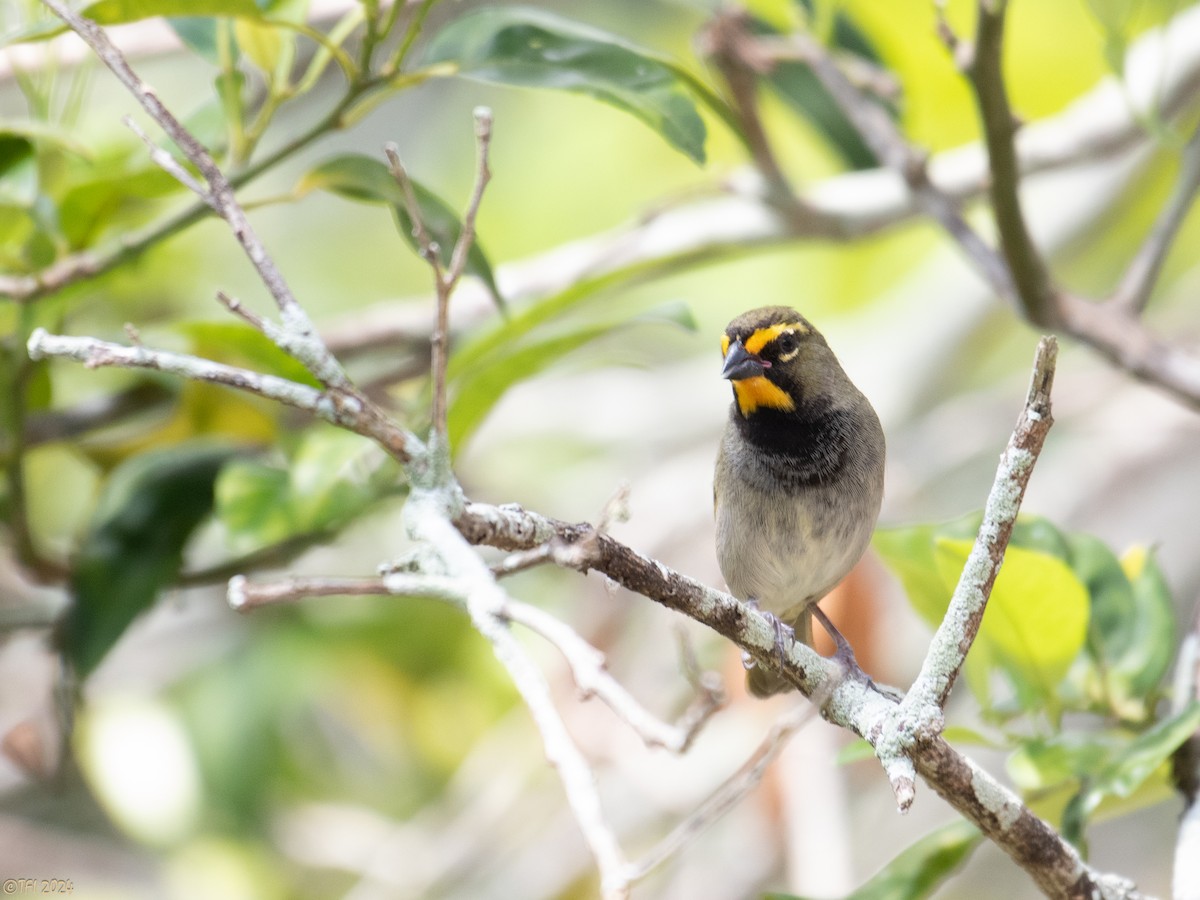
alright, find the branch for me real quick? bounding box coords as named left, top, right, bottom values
left=453, top=340, right=1141, bottom=899
left=1111, top=119, right=1200, bottom=314
left=966, top=0, right=1059, bottom=326
left=24, top=329, right=420, bottom=463
left=699, top=10, right=801, bottom=215
left=401, top=490, right=631, bottom=899
left=899, top=336, right=1056, bottom=715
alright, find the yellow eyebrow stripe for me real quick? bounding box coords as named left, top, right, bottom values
left=720, top=334, right=730, bottom=356
left=744, top=321, right=808, bottom=355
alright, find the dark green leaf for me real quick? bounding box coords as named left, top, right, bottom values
left=423, top=6, right=707, bottom=163
left=296, top=154, right=502, bottom=304
left=753, top=12, right=895, bottom=170
left=0, top=136, right=35, bottom=206
left=61, top=444, right=239, bottom=677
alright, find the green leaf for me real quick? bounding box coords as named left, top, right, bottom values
left=58, top=165, right=183, bottom=250
left=86, top=0, right=264, bottom=22
left=872, top=524, right=946, bottom=628
left=3, top=0, right=267, bottom=45
left=422, top=6, right=707, bottom=163
left=289, top=428, right=395, bottom=528
left=765, top=820, right=981, bottom=900
left=214, top=458, right=295, bottom=551
left=1119, top=544, right=1178, bottom=701
left=447, top=303, right=695, bottom=454
left=61, top=444, right=239, bottom=678
left=754, top=11, right=895, bottom=170
left=0, top=136, right=36, bottom=206
left=848, top=820, right=982, bottom=900
left=215, top=428, right=400, bottom=552
left=169, top=17, right=221, bottom=62
left=296, top=154, right=502, bottom=304
left=234, top=17, right=286, bottom=76
left=1063, top=701, right=1200, bottom=845
left=179, top=320, right=321, bottom=387
left=935, top=539, right=1089, bottom=719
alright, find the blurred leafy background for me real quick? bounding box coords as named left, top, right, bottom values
left=2, top=0, right=1200, bottom=897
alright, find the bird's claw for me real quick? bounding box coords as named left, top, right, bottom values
left=741, top=599, right=794, bottom=671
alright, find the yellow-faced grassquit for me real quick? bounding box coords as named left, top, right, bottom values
left=714, top=306, right=886, bottom=697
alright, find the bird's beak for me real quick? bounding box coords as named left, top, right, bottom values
left=721, top=339, right=766, bottom=381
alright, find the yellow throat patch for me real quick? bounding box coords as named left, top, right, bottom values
left=732, top=376, right=795, bottom=416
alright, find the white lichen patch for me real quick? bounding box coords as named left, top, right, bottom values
left=970, top=761, right=1022, bottom=830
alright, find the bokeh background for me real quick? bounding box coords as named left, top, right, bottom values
left=2, top=0, right=1200, bottom=897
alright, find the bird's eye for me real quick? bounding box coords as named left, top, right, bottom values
left=776, top=334, right=797, bottom=355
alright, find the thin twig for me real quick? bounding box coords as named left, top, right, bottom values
left=404, top=492, right=631, bottom=899
left=216, top=290, right=272, bottom=333
left=445, top=107, right=494, bottom=288
left=699, top=10, right=804, bottom=217
left=787, top=29, right=1017, bottom=301
left=623, top=704, right=816, bottom=883
left=26, top=329, right=420, bottom=463
left=1111, top=120, right=1200, bottom=314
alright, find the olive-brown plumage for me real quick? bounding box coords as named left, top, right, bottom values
left=714, top=306, right=885, bottom=696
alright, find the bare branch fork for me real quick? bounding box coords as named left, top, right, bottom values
left=711, top=4, right=1200, bottom=409
left=27, top=5, right=1148, bottom=898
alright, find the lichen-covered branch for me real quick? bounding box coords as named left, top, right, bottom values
left=900, top=336, right=1057, bottom=715
left=25, top=329, right=419, bottom=463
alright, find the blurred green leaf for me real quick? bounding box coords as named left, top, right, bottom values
left=1118, top=545, right=1178, bottom=700
left=1008, top=735, right=1110, bottom=793
left=168, top=16, right=222, bottom=62
left=753, top=11, right=895, bottom=170
left=872, top=523, right=945, bottom=627
left=214, top=458, right=294, bottom=550
left=58, top=165, right=182, bottom=250
left=765, top=820, right=981, bottom=900
left=3, top=0, right=265, bottom=44
left=0, top=136, right=36, bottom=206
left=296, top=153, right=502, bottom=304
left=935, top=540, right=1089, bottom=720
left=234, top=17, right=286, bottom=76
left=61, top=444, right=239, bottom=677
left=422, top=6, right=707, bottom=163
left=215, top=427, right=400, bottom=552
left=179, top=320, right=321, bottom=387
left=1062, top=701, right=1200, bottom=846
left=289, top=428, right=395, bottom=527
left=447, top=302, right=695, bottom=454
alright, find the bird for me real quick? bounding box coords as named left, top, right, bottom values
left=714, top=306, right=886, bottom=697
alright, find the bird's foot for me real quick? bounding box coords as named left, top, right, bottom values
left=811, top=604, right=856, bottom=666
left=741, top=599, right=794, bottom=672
